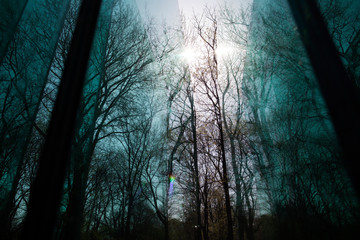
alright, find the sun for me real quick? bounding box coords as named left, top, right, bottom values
left=180, top=47, right=197, bottom=64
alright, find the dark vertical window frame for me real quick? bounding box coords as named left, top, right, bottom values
left=20, top=0, right=103, bottom=239
left=287, top=0, right=360, bottom=196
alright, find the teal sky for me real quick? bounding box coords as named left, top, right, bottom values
left=133, top=0, right=252, bottom=26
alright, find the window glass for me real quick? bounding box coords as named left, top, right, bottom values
left=0, top=0, right=70, bottom=234
left=0, top=0, right=359, bottom=239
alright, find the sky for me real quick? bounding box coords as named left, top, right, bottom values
left=133, top=0, right=252, bottom=27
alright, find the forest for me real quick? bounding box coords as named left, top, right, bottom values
left=1, top=0, right=360, bottom=239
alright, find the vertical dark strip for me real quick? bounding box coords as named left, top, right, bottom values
left=20, top=0, right=102, bottom=239
left=286, top=0, right=360, bottom=196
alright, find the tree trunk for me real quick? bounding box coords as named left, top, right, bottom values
left=189, top=89, right=202, bottom=240
left=228, top=135, right=246, bottom=240
left=218, top=122, right=234, bottom=240
left=61, top=149, right=92, bottom=240
left=125, top=197, right=134, bottom=240
left=203, top=176, right=209, bottom=240
left=164, top=220, right=169, bottom=240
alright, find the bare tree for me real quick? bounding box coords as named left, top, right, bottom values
left=192, top=8, right=234, bottom=240
left=0, top=0, right=70, bottom=236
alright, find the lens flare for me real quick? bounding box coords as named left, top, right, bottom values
left=180, top=47, right=198, bottom=64
left=169, top=174, right=176, bottom=182
left=168, top=174, right=176, bottom=197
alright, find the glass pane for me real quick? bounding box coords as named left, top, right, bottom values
left=1, top=0, right=359, bottom=239
left=0, top=0, right=28, bottom=63
left=320, top=0, right=360, bottom=87
left=60, top=0, right=114, bottom=238
left=0, top=0, right=70, bottom=234
left=242, top=0, right=359, bottom=239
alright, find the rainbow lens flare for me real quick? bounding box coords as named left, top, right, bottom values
left=168, top=174, right=176, bottom=197
left=169, top=174, right=176, bottom=182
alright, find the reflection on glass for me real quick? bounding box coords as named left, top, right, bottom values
left=0, top=0, right=359, bottom=239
